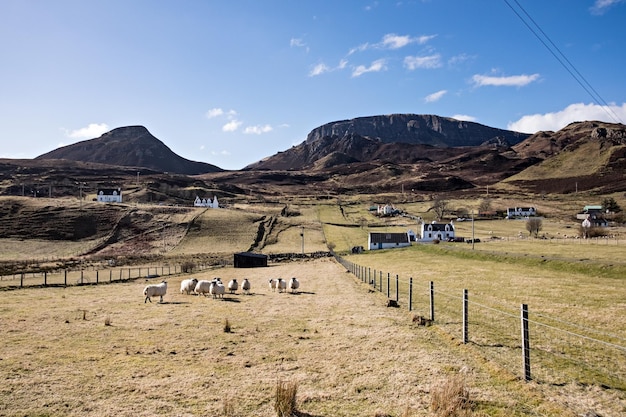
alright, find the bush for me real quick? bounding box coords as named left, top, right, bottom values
left=181, top=261, right=196, bottom=273
left=274, top=380, right=298, bottom=417
left=431, top=376, right=472, bottom=417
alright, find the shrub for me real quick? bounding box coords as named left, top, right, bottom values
left=181, top=261, right=196, bottom=273
left=431, top=376, right=472, bottom=417
left=223, top=318, right=231, bottom=333
left=274, top=380, right=298, bottom=417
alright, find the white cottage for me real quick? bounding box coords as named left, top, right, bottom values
left=367, top=232, right=411, bottom=250
left=420, top=221, right=455, bottom=242
left=506, top=207, right=536, bottom=218
left=97, top=188, right=122, bottom=203
left=194, top=195, right=219, bottom=208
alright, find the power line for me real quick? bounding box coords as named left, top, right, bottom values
left=503, top=0, right=623, bottom=124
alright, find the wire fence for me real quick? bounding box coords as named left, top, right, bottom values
left=334, top=255, right=626, bottom=390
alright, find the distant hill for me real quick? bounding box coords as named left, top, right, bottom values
left=246, top=114, right=530, bottom=170
left=36, top=126, right=223, bottom=175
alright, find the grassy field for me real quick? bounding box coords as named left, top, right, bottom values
left=1, top=196, right=625, bottom=416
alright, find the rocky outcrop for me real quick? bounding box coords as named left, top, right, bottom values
left=36, top=126, right=223, bottom=175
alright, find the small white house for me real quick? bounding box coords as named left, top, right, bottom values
left=368, top=232, right=411, bottom=250
left=420, top=221, right=455, bottom=242
left=377, top=204, right=395, bottom=216
left=97, top=188, right=122, bottom=203
left=506, top=207, right=536, bottom=218
left=194, top=195, right=219, bottom=208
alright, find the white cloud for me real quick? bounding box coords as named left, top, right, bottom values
left=66, top=123, right=109, bottom=139
left=451, top=114, right=477, bottom=122
left=349, top=33, right=436, bottom=55
left=222, top=120, right=242, bottom=132
left=472, top=73, right=540, bottom=87
left=290, top=38, right=305, bottom=47
left=590, top=0, right=624, bottom=14
left=309, top=63, right=331, bottom=77
left=211, top=150, right=231, bottom=156
left=404, top=54, right=442, bottom=70
left=352, top=59, right=387, bottom=77
left=244, top=124, right=273, bottom=135
left=206, top=108, right=224, bottom=118
left=425, top=90, right=447, bottom=103
left=507, top=102, right=626, bottom=133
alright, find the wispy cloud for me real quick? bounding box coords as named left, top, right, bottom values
left=424, top=90, right=447, bottom=103
left=508, top=102, right=626, bottom=133
left=451, top=114, right=477, bottom=122
left=309, top=59, right=348, bottom=77
left=206, top=108, right=224, bottom=118
left=65, top=123, right=109, bottom=139
left=590, top=0, right=624, bottom=15
left=471, top=73, right=540, bottom=87
left=222, top=120, right=242, bottom=132
left=244, top=124, right=273, bottom=135
left=290, top=38, right=305, bottom=48
left=404, top=54, right=442, bottom=70
left=352, top=59, right=387, bottom=77
left=349, top=33, right=436, bottom=55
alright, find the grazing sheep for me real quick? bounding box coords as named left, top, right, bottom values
left=194, top=280, right=213, bottom=296
left=276, top=278, right=287, bottom=293
left=144, top=281, right=167, bottom=303
left=241, top=278, right=251, bottom=295
left=210, top=279, right=225, bottom=299
left=288, top=277, right=300, bottom=293
left=180, top=278, right=198, bottom=295
left=268, top=278, right=277, bottom=292
left=227, top=279, right=238, bottom=294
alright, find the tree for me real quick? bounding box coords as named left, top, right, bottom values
left=602, top=197, right=621, bottom=213
left=526, top=217, right=543, bottom=238
left=431, top=198, right=449, bottom=221
left=478, top=198, right=492, bottom=214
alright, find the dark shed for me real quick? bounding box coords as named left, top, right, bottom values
left=234, top=252, right=268, bottom=268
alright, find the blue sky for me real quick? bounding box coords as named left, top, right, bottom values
left=1, top=0, right=625, bottom=170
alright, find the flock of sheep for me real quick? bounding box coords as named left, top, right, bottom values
left=143, top=276, right=300, bottom=303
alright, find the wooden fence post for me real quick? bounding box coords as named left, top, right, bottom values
left=109, top=270, right=112, bottom=282
left=96, top=270, right=99, bottom=284
left=379, top=274, right=382, bottom=293
left=64, top=270, right=67, bottom=286
left=44, top=272, right=47, bottom=286
left=430, top=281, right=435, bottom=322
left=21, top=273, right=24, bottom=287
left=463, top=289, right=468, bottom=344
left=409, top=277, right=413, bottom=311
left=395, top=275, right=399, bottom=302
left=521, top=304, right=531, bottom=381
left=387, top=273, right=390, bottom=298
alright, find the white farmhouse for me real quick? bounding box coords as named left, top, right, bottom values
left=194, top=195, right=219, bottom=208
left=420, top=221, right=455, bottom=242
left=368, top=232, right=411, bottom=250
left=506, top=207, right=536, bottom=218
left=96, top=188, right=122, bottom=203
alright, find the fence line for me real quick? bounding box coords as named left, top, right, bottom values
left=335, top=255, right=626, bottom=389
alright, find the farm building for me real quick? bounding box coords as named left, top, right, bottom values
left=506, top=207, right=536, bottom=218
left=420, top=221, right=455, bottom=242
left=96, top=188, right=122, bottom=203
left=234, top=252, right=268, bottom=268
left=194, top=195, right=219, bottom=208
left=367, top=232, right=411, bottom=250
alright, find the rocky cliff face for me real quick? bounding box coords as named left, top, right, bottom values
left=305, top=114, right=529, bottom=147
left=247, top=114, right=530, bottom=170
left=36, top=126, right=222, bottom=175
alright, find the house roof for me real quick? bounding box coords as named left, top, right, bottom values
left=369, top=232, right=409, bottom=244
left=421, top=223, right=454, bottom=232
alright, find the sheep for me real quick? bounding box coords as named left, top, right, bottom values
left=241, top=278, right=251, bottom=295
left=288, top=277, right=300, bottom=293
left=210, top=279, right=225, bottom=299
left=268, top=278, right=277, bottom=292
left=276, top=278, right=287, bottom=293
left=144, top=281, right=167, bottom=303
left=227, top=279, right=238, bottom=294
left=194, top=280, right=213, bottom=296
left=180, top=278, right=198, bottom=295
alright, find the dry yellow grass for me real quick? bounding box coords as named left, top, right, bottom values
left=0, top=258, right=584, bottom=417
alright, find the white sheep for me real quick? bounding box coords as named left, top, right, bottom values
left=268, top=278, right=277, bottom=292
left=241, top=278, right=251, bottom=295
left=276, top=278, right=287, bottom=293
left=210, top=279, right=225, bottom=299
left=180, top=278, right=198, bottom=295
left=144, top=281, right=167, bottom=303
left=194, top=280, right=213, bottom=296
left=288, top=277, right=300, bottom=293
left=227, top=279, right=238, bottom=294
